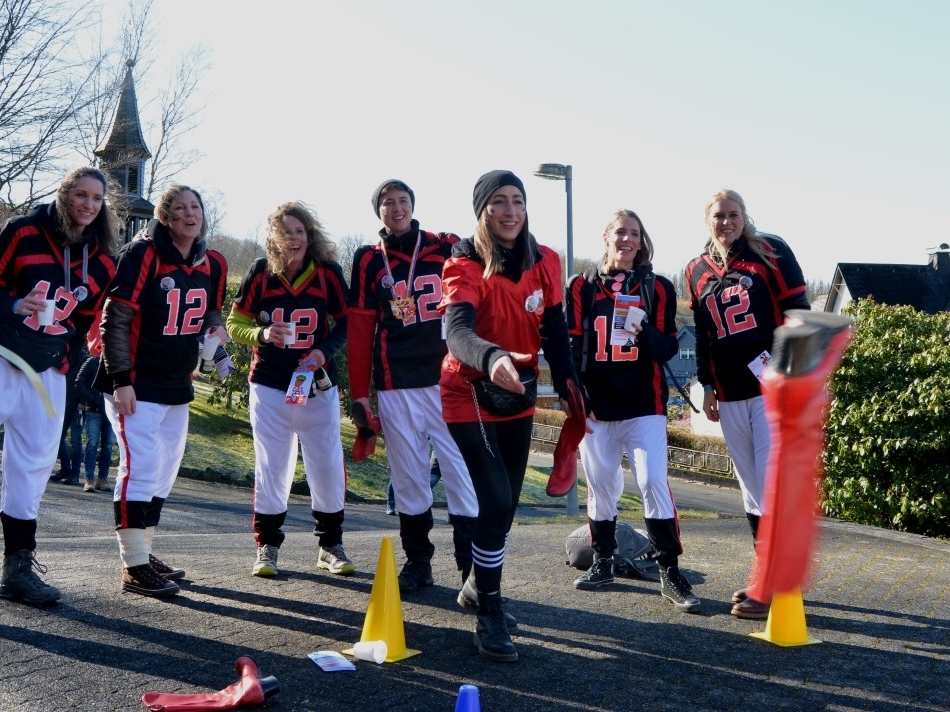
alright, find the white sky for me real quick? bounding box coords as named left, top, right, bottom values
left=105, top=0, right=950, bottom=284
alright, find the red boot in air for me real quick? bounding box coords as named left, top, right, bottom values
left=746, top=310, right=853, bottom=606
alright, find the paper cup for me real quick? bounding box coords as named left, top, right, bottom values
left=352, top=640, right=387, bottom=664
left=37, top=299, right=56, bottom=326
left=624, top=306, right=646, bottom=331
left=201, top=335, right=220, bottom=360
left=283, top=323, right=296, bottom=346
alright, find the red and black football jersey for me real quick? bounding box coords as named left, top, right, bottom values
left=0, top=203, right=116, bottom=373
left=567, top=271, right=678, bottom=420
left=685, top=234, right=809, bottom=402
left=438, top=243, right=563, bottom=422
left=101, top=224, right=227, bottom=405
left=348, top=224, right=456, bottom=393
left=231, top=257, right=348, bottom=391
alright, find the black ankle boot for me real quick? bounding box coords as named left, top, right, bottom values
left=458, top=570, right=518, bottom=628
left=474, top=592, right=518, bottom=662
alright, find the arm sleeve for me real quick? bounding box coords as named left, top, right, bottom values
left=226, top=307, right=264, bottom=347
left=100, top=298, right=135, bottom=387
left=565, top=275, right=585, bottom=375
left=444, top=302, right=504, bottom=374
left=539, top=303, right=575, bottom=399
left=0, top=220, right=20, bottom=316
left=766, top=236, right=810, bottom=312
left=203, top=310, right=224, bottom=331
left=636, top=276, right=678, bottom=363
left=346, top=308, right=377, bottom=400
left=75, top=356, right=98, bottom=404
left=318, top=315, right=347, bottom=362
left=316, top=262, right=348, bottom=361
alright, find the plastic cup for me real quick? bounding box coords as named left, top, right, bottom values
left=201, top=335, right=220, bottom=360
left=352, top=640, right=387, bottom=664
left=625, top=306, right=646, bottom=331
left=37, top=299, right=56, bottom=326
left=283, top=323, right=296, bottom=346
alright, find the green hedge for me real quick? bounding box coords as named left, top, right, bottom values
left=823, top=299, right=950, bottom=537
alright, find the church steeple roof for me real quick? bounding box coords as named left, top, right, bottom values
left=95, top=60, right=151, bottom=160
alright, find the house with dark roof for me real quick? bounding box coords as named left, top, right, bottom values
left=95, top=60, right=154, bottom=242
left=824, top=244, right=950, bottom=315
left=667, top=325, right=697, bottom=384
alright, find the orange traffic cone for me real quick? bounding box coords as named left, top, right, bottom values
left=750, top=589, right=821, bottom=647
left=344, top=536, right=420, bottom=662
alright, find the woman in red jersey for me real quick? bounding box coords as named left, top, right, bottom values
left=439, top=170, right=583, bottom=662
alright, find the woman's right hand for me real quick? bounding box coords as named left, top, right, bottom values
left=703, top=389, right=720, bottom=422
left=113, top=385, right=137, bottom=416
left=489, top=352, right=532, bottom=393
left=14, top=287, right=48, bottom=317
left=262, top=322, right=292, bottom=346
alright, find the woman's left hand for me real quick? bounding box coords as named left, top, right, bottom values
left=206, top=325, right=229, bottom=344
left=300, top=349, right=326, bottom=369
left=559, top=397, right=595, bottom=433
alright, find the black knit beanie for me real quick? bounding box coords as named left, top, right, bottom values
left=371, top=179, right=415, bottom=217
left=472, top=170, right=526, bottom=217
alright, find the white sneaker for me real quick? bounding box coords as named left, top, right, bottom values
left=317, top=545, right=355, bottom=575
left=252, top=545, right=279, bottom=577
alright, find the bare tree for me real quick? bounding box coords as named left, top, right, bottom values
left=71, top=0, right=157, bottom=166
left=336, top=234, right=369, bottom=282
left=143, top=45, right=208, bottom=200
left=0, top=0, right=104, bottom=206
left=69, top=0, right=206, bottom=199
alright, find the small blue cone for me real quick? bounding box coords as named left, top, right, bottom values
left=454, top=684, right=480, bottom=712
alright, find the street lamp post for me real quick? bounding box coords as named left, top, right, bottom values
left=533, top=163, right=574, bottom=277
left=533, top=163, right=579, bottom=516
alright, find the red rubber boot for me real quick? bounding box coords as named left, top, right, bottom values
left=548, top=379, right=587, bottom=497
left=142, top=656, right=279, bottom=711
left=747, top=310, right=853, bottom=604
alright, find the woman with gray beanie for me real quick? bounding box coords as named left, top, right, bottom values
left=438, top=169, right=585, bottom=662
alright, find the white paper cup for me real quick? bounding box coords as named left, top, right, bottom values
left=37, top=299, right=56, bottom=326
left=283, top=323, right=296, bottom=346
left=201, top=335, right=220, bottom=360
left=624, top=306, right=646, bottom=331
left=352, top=640, right=387, bottom=664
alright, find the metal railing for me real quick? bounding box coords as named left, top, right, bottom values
left=531, top=423, right=735, bottom=480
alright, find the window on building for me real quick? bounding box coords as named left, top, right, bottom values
left=128, top=165, right=140, bottom=194
left=679, top=348, right=694, bottom=360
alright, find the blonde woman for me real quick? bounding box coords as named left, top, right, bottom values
left=97, top=184, right=228, bottom=598
left=0, top=166, right=119, bottom=604
left=684, top=189, right=809, bottom=619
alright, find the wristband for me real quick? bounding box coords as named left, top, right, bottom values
left=703, top=385, right=714, bottom=392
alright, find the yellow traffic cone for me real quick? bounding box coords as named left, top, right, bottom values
left=750, top=589, right=821, bottom=647
left=344, top=536, right=421, bottom=662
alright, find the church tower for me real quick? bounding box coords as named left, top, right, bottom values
left=95, top=60, right=155, bottom=242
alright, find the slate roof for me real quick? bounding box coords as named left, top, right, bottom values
left=826, top=248, right=950, bottom=314
left=95, top=62, right=151, bottom=159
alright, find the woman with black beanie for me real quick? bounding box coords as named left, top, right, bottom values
left=438, top=169, right=584, bottom=662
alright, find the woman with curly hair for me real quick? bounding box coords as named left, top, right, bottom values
left=227, top=202, right=351, bottom=579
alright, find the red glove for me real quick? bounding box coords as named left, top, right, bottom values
left=142, top=656, right=279, bottom=711
left=351, top=401, right=382, bottom=462
left=548, top=379, right=587, bottom=497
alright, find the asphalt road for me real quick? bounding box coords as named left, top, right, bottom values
left=1, top=473, right=948, bottom=711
